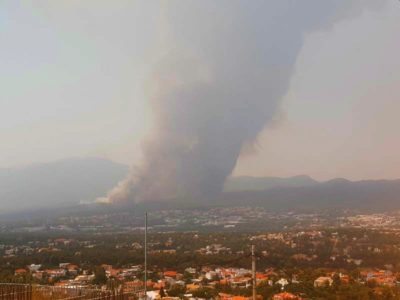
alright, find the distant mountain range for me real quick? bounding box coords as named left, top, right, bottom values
left=0, top=157, right=399, bottom=215
left=221, top=178, right=400, bottom=212
left=0, top=158, right=128, bottom=213
left=224, top=175, right=319, bottom=192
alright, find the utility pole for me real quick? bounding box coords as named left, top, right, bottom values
left=144, top=212, right=148, bottom=300
left=252, top=245, right=256, bottom=300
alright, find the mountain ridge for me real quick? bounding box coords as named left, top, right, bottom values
left=0, top=157, right=128, bottom=213
left=224, top=174, right=319, bottom=192
left=1, top=157, right=400, bottom=214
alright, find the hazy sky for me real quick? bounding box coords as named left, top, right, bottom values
left=1, top=1, right=399, bottom=181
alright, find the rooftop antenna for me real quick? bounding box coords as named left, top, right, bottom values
left=252, top=244, right=256, bottom=300
left=144, top=212, right=148, bottom=300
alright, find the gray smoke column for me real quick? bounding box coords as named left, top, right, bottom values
left=103, top=0, right=384, bottom=204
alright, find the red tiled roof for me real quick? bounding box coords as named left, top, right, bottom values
left=164, top=271, right=178, bottom=277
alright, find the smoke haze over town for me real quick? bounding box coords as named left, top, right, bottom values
left=2, top=2, right=400, bottom=300
left=0, top=0, right=399, bottom=185
left=0, top=0, right=399, bottom=206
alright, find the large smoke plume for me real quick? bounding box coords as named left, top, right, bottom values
left=103, top=0, right=384, bottom=204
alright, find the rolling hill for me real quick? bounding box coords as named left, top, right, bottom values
left=1, top=157, right=400, bottom=215
left=0, top=158, right=128, bottom=213
left=220, top=178, right=400, bottom=212
left=224, top=175, right=318, bottom=192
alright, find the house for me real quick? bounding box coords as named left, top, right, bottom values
left=15, top=269, right=27, bottom=276
left=256, top=273, right=268, bottom=284
left=230, top=276, right=251, bottom=288
left=164, top=271, right=178, bottom=278
left=314, top=276, right=333, bottom=287
left=218, top=293, right=233, bottom=300
left=272, top=292, right=303, bottom=300
left=205, top=271, right=217, bottom=280
left=106, top=268, right=121, bottom=278
left=32, top=271, right=45, bottom=280
left=46, top=269, right=67, bottom=279
left=120, top=268, right=138, bottom=279
left=67, top=264, right=79, bottom=275
left=101, top=264, right=113, bottom=271
left=54, top=280, right=70, bottom=287
left=132, top=242, right=142, bottom=249
left=186, top=283, right=200, bottom=291
left=232, top=297, right=250, bottom=300
left=339, top=273, right=350, bottom=284
left=74, top=274, right=95, bottom=283
left=185, top=267, right=197, bottom=275
left=124, top=280, right=144, bottom=292
left=218, top=294, right=251, bottom=300
left=146, top=291, right=160, bottom=300
left=153, top=280, right=166, bottom=289
left=28, top=264, right=42, bottom=272
left=276, top=278, right=289, bottom=289
left=218, top=294, right=261, bottom=300
left=361, top=270, right=397, bottom=287
left=5, top=249, right=15, bottom=256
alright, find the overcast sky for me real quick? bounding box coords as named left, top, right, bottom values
left=1, top=1, right=399, bottom=181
